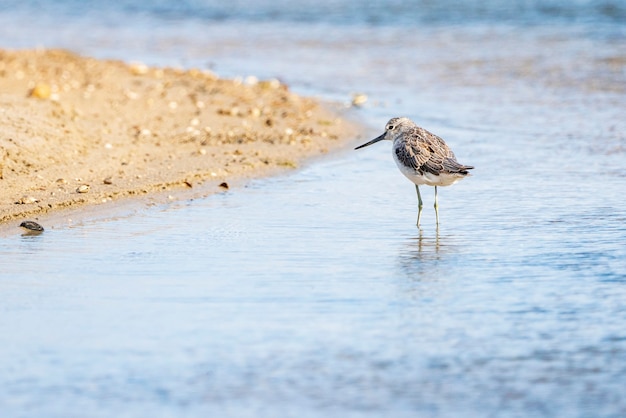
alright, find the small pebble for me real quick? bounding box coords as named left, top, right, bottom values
left=244, top=75, right=259, bottom=86
left=129, top=62, right=149, bottom=75
left=219, top=182, right=229, bottom=189
left=20, top=220, right=44, bottom=233
left=103, top=177, right=113, bottom=185
left=76, top=185, right=90, bottom=193
left=124, top=90, right=139, bottom=100
left=351, top=93, right=368, bottom=107
left=259, top=79, right=281, bottom=90
left=16, top=196, right=38, bottom=204
left=29, top=83, right=51, bottom=99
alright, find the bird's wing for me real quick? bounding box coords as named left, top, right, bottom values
left=394, top=131, right=431, bottom=170
left=397, top=126, right=473, bottom=175
left=417, top=129, right=449, bottom=174
left=442, top=157, right=473, bottom=174
left=420, top=129, right=472, bottom=175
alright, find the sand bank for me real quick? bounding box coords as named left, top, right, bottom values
left=0, top=49, right=361, bottom=224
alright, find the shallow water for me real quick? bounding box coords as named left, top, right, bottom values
left=2, top=150, right=626, bottom=417
left=1, top=1, right=626, bottom=417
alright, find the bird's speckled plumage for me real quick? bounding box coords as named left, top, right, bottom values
left=355, top=116, right=473, bottom=226
left=384, top=117, right=472, bottom=186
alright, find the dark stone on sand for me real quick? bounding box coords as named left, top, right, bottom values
left=19, top=220, right=44, bottom=232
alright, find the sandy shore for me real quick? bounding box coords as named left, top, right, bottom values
left=0, top=49, right=362, bottom=225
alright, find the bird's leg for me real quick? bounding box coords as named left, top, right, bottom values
left=415, top=185, right=423, bottom=227
left=434, top=186, right=439, bottom=225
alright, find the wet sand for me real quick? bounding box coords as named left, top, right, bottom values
left=0, top=49, right=361, bottom=224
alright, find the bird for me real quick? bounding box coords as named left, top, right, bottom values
left=355, top=117, right=473, bottom=227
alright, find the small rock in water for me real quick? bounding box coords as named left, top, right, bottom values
left=20, top=220, right=44, bottom=233
left=351, top=93, right=368, bottom=107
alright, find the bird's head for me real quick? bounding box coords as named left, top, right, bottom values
left=355, top=117, right=413, bottom=150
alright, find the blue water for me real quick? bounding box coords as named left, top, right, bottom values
left=1, top=1, right=626, bottom=417
left=3, top=0, right=626, bottom=25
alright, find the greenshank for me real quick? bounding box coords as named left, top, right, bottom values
left=356, top=117, right=473, bottom=226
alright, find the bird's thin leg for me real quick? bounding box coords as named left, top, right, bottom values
left=434, top=186, right=439, bottom=225
left=415, top=185, right=423, bottom=227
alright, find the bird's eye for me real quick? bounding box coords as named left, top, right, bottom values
left=387, top=125, right=394, bottom=130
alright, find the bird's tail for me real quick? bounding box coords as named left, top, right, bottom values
left=444, top=158, right=474, bottom=175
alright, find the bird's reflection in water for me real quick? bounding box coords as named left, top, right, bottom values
left=395, top=229, right=447, bottom=304
left=397, top=228, right=460, bottom=282
left=406, top=228, right=441, bottom=259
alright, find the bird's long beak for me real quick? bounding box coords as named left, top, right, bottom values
left=355, top=133, right=385, bottom=150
